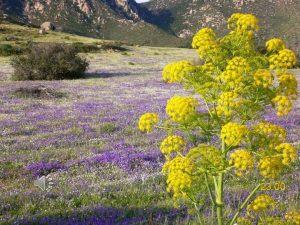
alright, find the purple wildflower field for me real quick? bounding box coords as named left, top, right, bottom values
left=0, top=46, right=299, bottom=224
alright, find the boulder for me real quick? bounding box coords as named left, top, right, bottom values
left=40, top=22, right=55, bottom=31
left=39, top=29, right=46, bottom=35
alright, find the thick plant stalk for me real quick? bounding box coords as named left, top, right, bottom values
left=228, top=183, right=262, bottom=225
left=205, top=173, right=216, bottom=207
left=216, top=173, right=224, bottom=225
left=216, top=141, right=226, bottom=225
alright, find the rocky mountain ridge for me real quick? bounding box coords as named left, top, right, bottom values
left=143, top=0, right=300, bottom=53
left=0, top=0, right=184, bottom=46
left=0, top=0, right=299, bottom=53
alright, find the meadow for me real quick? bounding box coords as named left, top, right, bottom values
left=0, top=24, right=299, bottom=225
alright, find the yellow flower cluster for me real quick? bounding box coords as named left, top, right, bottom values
left=166, top=96, right=198, bottom=123
left=192, top=27, right=222, bottom=60
left=192, top=27, right=216, bottom=49
left=275, top=143, right=297, bottom=165
left=285, top=211, right=300, bottom=225
left=228, top=13, right=259, bottom=37
left=226, top=56, right=251, bottom=74
left=278, top=73, right=298, bottom=97
left=236, top=14, right=259, bottom=32
left=237, top=217, right=252, bottom=225
left=163, top=156, right=194, bottom=200
left=221, top=122, right=248, bottom=146
left=258, top=217, right=287, bottom=225
left=216, top=92, right=241, bottom=116
left=219, top=57, right=251, bottom=88
left=219, top=70, right=243, bottom=87
left=138, top=113, right=159, bottom=133
left=162, top=60, right=194, bottom=83
left=247, top=194, right=275, bottom=212
left=269, top=49, right=297, bottom=70
left=187, top=145, right=224, bottom=171
left=259, top=156, right=284, bottom=179
left=229, top=149, right=254, bottom=176
left=253, top=69, right=273, bottom=88
left=253, top=122, right=287, bottom=146
left=160, top=135, right=186, bottom=155
left=272, top=95, right=292, bottom=117
left=202, top=62, right=214, bottom=75
left=266, top=38, right=286, bottom=52
left=228, top=13, right=244, bottom=30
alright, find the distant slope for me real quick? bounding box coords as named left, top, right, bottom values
left=1, top=0, right=299, bottom=52
left=0, top=0, right=186, bottom=47
left=143, top=0, right=300, bottom=54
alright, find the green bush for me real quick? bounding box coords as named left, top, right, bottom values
left=72, top=42, right=100, bottom=53
left=0, top=44, right=22, bottom=56
left=11, top=43, right=89, bottom=80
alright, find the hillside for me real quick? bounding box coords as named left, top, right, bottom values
left=0, top=0, right=186, bottom=47
left=1, top=0, right=300, bottom=53
left=143, top=0, right=300, bottom=53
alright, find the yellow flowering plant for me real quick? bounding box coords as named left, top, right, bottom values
left=138, top=13, right=298, bottom=225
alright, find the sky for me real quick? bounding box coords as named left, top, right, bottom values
left=135, top=0, right=151, bottom=3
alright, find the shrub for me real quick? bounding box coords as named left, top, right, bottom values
left=72, top=42, right=99, bottom=53
left=138, top=13, right=298, bottom=225
left=0, top=44, right=22, bottom=56
left=11, top=43, right=89, bottom=80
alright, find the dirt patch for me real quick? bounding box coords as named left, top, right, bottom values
left=12, top=85, right=67, bottom=99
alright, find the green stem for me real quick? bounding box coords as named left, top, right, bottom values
left=216, top=172, right=224, bottom=225
left=193, top=203, right=204, bottom=225
left=228, top=183, right=262, bottom=225
left=205, top=172, right=216, bottom=207
left=204, top=99, right=213, bottom=118
left=211, top=204, right=215, bottom=225
left=215, top=140, right=226, bottom=225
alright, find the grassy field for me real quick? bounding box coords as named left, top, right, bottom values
left=0, top=23, right=299, bottom=225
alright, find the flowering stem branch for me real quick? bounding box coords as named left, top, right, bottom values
left=205, top=172, right=216, bottom=207
left=215, top=140, right=226, bottom=225
left=203, top=98, right=213, bottom=118
left=228, top=183, right=262, bottom=225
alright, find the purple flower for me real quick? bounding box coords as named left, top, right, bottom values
left=26, top=161, right=66, bottom=177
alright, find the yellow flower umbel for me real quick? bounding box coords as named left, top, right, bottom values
left=187, top=145, right=224, bottom=172
left=272, top=95, right=292, bottom=117
left=247, top=194, right=275, bottom=212
left=219, top=70, right=243, bottom=88
left=166, top=96, right=198, bottom=123
left=236, top=14, right=259, bottom=33
left=221, top=122, right=248, bottom=146
left=285, top=211, right=300, bottom=225
left=253, top=69, right=273, bottom=88
left=266, top=38, right=286, bottom=52
left=192, top=27, right=216, bottom=49
left=162, top=156, right=195, bottom=202
left=259, top=156, right=284, bottom=179
left=218, top=57, right=251, bottom=88
left=237, top=217, right=252, bottom=225
left=216, top=92, right=242, bottom=116
left=192, top=27, right=223, bottom=61
left=162, top=60, right=194, bottom=83
left=253, top=122, right=287, bottom=145
left=160, top=135, right=186, bottom=155
left=228, top=13, right=244, bottom=30
left=229, top=149, right=254, bottom=176
left=138, top=113, right=159, bottom=133
left=226, top=57, right=251, bottom=74
left=258, top=217, right=287, bottom=225
left=269, top=49, right=297, bottom=70
left=278, top=73, right=298, bottom=97
left=275, top=143, right=297, bottom=166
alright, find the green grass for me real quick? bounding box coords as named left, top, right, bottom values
left=0, top=22, right=122, bottom=58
